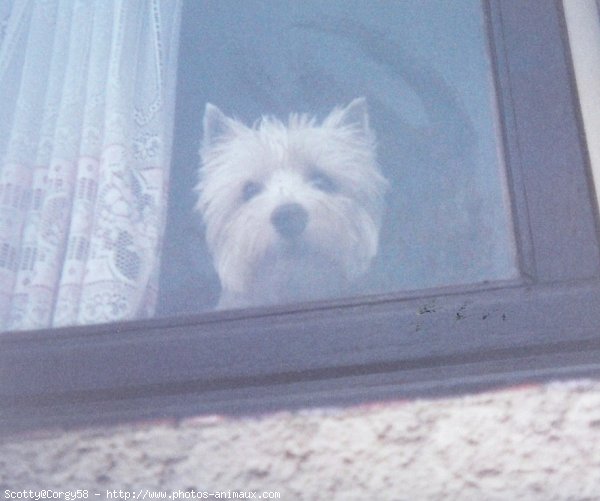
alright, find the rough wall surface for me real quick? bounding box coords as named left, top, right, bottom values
left=2, top=380, right=600, bottom=500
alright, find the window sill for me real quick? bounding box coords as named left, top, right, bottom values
left=3, top=277, right=600, bottom=433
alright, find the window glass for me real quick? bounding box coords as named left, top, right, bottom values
left=158, top=0, right=517, bottom=314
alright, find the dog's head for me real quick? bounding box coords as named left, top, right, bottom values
left=196, top=98, right=388, bottom=307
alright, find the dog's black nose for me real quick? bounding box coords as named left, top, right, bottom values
left=271, top=203, right=308, bottom=238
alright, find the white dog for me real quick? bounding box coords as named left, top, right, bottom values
left=196, top=98, right=387, bottom=309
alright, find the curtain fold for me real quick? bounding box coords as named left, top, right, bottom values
left=0, top=0, right=181, bottom=331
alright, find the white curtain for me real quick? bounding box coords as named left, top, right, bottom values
left=0, top=0, right=181, bottom=331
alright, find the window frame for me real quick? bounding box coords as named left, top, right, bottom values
left=2, top=0, right=600, bottom=433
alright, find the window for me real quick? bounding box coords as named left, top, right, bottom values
left=158, top=0, right=517, bottom=314
left=3, top=0, right=600, bottom=432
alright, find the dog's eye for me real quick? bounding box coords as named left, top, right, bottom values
left=242, top=181, right=263, bottom=201
left=309, top=171, right=337, bottom=193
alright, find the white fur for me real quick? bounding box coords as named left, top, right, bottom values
left=196, top=98, right=388, bottom=308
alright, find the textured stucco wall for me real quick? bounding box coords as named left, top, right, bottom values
left=2, top=379, right=600, bottom=500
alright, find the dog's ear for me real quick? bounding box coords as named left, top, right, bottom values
left=203, top=103, right=236, bottom=146
left=325, top=97, right=371, bottom=135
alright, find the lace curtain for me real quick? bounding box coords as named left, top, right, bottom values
left=0, top=0, right=181, bottom=331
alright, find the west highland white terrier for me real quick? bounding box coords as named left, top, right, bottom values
left=196, top=98, right=388, bottom=309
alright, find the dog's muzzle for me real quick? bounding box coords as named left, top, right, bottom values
left=271, top=203, right=308, bottom=239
